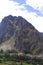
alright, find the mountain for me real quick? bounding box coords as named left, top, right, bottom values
left=0, top=15, right=43, bottom=55
left=39, top=32, right=43, bottom=37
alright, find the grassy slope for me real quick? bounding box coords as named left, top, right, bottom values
left=0, top=34, right=20, bottom=52
left=0, top=61, right=33, bottom=65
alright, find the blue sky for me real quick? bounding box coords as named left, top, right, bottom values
left=0, top=0, right=43, bottom=32
left=11, top=0, right=25, bottom=4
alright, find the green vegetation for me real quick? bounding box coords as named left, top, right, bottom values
left=0, top=61, right=33, bottom=65
left=0, top=52, right=33, bottom=65
left=0, top=51, right=43, bottom=65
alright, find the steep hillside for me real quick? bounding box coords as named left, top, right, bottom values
left=0, top=15, right=43, bottom=55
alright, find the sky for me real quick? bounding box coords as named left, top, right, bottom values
left=0, top=0, right=43, bottom=32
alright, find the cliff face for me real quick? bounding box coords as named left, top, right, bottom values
left=0, top=15, right=43, bottom=55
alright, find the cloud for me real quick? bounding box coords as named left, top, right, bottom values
left=26, top=0, right=43, bottom=10
left=0, top=0, right=25, bottom=21
left=24, top=4, right=43, bottom=16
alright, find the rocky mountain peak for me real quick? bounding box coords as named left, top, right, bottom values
left=0, top=15, right=43, bottom=55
